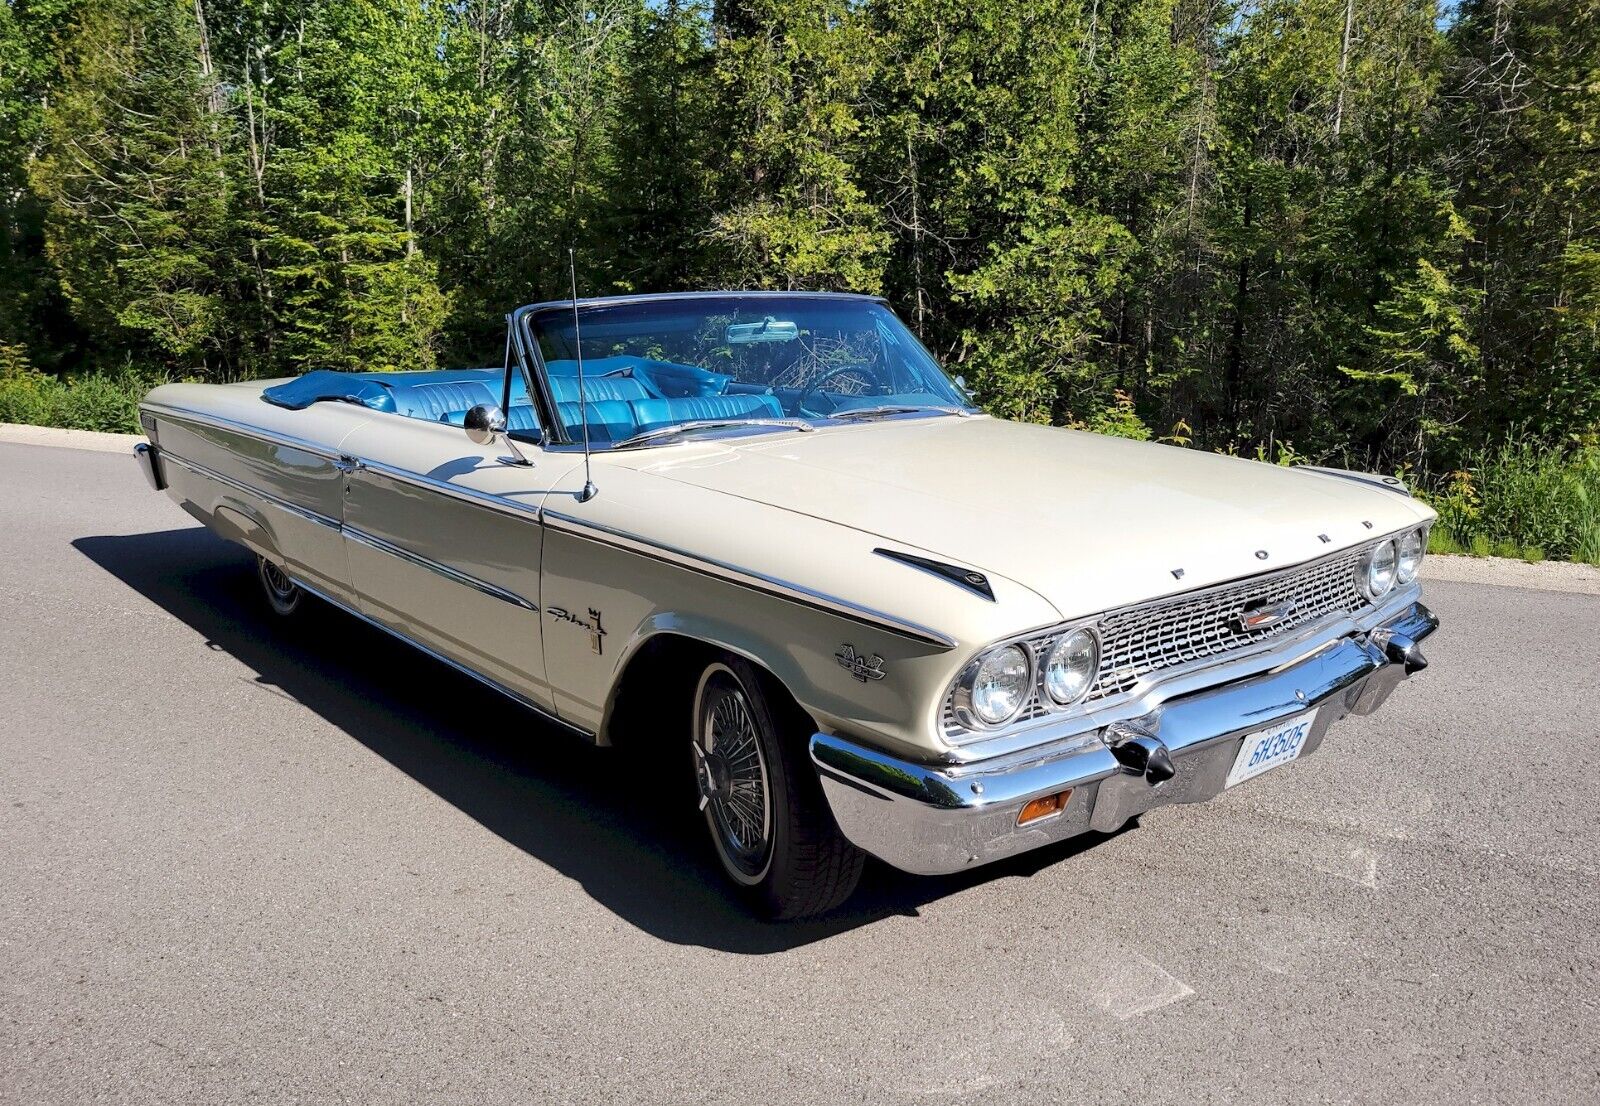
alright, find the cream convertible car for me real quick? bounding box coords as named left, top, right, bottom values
left=135, top=292, right=1438, bottom=918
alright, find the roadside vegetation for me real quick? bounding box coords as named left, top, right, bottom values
left=1, top=0, right=1595, bottom=560
left=0, top=349, right=153, bottom=434
left=1423, top=442, right=1600, bottom=565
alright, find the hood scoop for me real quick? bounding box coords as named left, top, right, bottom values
left=874, top=548, right=995, bottom=601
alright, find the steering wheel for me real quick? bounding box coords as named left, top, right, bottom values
left=797, top=364, right=884, bottom=416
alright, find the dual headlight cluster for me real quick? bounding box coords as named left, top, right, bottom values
left=949, top=625, right=1100, bottom=729
left=951, top=526, right=1429, bottom=733
left=1359, top=526, right=1426, bottom=601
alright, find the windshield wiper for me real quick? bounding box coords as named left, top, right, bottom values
left=825, top=403, right=973, bottom=421
left=611, top=417, right=816, bottom=450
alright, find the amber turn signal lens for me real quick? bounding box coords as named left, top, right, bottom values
left=1017, top=789, right=1072, bottom=826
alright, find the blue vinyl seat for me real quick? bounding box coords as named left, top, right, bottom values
left=631, top=395, right=783, bottom=431
left=545, top=374, right=654, bottom=405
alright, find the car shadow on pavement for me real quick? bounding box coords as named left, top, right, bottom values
left=75, top=526, right=1129, bottom=953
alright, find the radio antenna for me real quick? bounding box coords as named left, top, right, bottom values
left=568, top=248, right=597, bottom=503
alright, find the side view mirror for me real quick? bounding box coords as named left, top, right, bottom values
left=463, top=403, right=506, bottom=446
left=463, top=403, right=534, bottom=466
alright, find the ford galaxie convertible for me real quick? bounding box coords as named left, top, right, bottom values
left=134, top=292, right=1438, bottom=918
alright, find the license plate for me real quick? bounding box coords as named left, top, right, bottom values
left=1226, top=707, right=1318, bottom=789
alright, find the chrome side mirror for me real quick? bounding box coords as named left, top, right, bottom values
left=463, top=403, right=507, bottom=446
left=463, top=403, right=533, bottom=466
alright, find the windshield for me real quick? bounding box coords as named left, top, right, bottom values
left=525, top=295, right=972, bottom=446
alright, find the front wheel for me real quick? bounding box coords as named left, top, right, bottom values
left=690, top=656, right=864, bottom=919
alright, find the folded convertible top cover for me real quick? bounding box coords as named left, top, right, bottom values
left=261, top=371, right=397, bottom=412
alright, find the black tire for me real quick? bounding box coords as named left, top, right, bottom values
left=255, top=554, right=304, bottom=618
left=690, top=655, right=864, bottom=919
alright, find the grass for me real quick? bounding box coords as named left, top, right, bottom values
left=1422, top=439, right=1600, bottom=565
left=0, top=361, right=156, bottom=434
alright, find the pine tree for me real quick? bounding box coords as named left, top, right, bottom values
left=257, top=0, right=450, bottom=374
left=869, top=0, right=1132, bottom=425
left=705, top=0, right=889, bottom=292
left=29, top=0, right=231, bottom=373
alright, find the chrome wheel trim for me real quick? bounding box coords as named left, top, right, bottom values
left=257, top=556, right=301, bottom=615
left=692, top=663, right=774, bottom=886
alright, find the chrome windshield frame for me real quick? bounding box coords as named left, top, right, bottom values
left=510, top=292, right=979, bottom=450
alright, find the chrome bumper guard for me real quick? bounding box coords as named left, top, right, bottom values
left=810, top=601, right=1438, bottom=876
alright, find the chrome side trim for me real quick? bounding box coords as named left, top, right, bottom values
left=543, top=509, right=957, bottom=650
left=166, top=445, right=538, bottom=612
left=289, top=577, right=593, bottom=741
left=161, top=448, right=342, bottom=531
left=140, top=402, right=348, bottom=462
left=353, top=453, right=543, bottom=525
left=143, top=399, right=954, bottom=649
left=343, top=526, right=538, bottom=612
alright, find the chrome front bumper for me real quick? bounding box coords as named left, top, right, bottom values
left=810, top=601, right=1438, bottom=876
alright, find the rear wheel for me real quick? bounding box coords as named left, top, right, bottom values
left=255, top=554, right=304, bottom=617
left=690, top=656, right=864, bottom=919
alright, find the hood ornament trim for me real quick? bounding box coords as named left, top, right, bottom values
left=873, top=548, right=995, bottom=601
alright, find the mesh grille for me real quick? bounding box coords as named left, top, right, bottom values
left=1088, top=543, right=1371, bottom=699
left=944, top=540, right=1380, bottom=741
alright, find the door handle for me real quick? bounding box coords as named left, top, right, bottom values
left=334, top=455, right=365, bottom=474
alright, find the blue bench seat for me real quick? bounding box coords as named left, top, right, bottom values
left=263, top=365, right=786, bottom=444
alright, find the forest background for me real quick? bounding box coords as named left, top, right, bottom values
left=1, top=0, right=1596, bottom=558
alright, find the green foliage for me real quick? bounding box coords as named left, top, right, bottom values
left=28, top=0, right=231, bottom=370
left=0, top=363, right=157, bottom=432
left=1074, top=390, right=1154, bottom=442
left=1422, top=441, right=1600, bottom=563
left=705, top=0, right=889, bottom=291
left=0, top=0, right=1596, bottom=562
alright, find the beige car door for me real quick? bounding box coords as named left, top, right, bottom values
left=335, top=413, right=569, bottom=713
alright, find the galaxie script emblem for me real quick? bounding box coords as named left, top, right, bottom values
left=548, top=606, right=606, bottom=655
left=1233, top=598, right=1297, bottom=633
left=836, top=645, right=886, bottom=682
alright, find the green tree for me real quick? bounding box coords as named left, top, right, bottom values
left=29, top=0, right=232, bottom=372
left=1446, top=0, right=1600, bottom=448
left=869, top=0, right=1133, bottom=424
left=255, top=0, right=451, bottom=373
left=705, top=0, right=889, bottom=292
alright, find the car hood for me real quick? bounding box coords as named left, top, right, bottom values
left=628, top=415, right=1432, bottom=621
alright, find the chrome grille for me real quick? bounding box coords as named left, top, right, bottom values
left=1087, top=543, right=1371, bottom=701
left=943, top=540, right=1380, bottom=741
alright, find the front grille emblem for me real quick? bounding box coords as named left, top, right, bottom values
left=1234, top=598, right=1297, bottom=633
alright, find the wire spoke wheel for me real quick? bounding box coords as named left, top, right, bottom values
left=692, top=665, right=774, bottom=885
left=256, top=555, right=302, bottom=616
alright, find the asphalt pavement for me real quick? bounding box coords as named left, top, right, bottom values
left=1, top=438, right=1596, bottom=1104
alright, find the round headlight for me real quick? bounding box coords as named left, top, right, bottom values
left=1397, top=528, right=1425, bottom=583
left=969, top=644, right=1031, bottom=725
left=1044, top=628, right=1099, bottom=705
left=1364, top=539, right=1398, bottom=599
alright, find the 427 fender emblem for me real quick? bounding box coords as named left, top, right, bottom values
left=836, top=645, right=886, bottom=682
